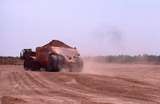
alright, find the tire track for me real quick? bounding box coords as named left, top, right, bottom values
left=20, top=72, right=86, bottom=103
left=1, top=65, right=160, bottom=104
left=16, top=71, right=46, bottom=96
left=30, top=72, right=113, bottom=103
left=24, top=72, right=98, bottom=102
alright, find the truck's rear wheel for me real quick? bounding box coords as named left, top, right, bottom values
left=47, top=55, right=64, bottom=72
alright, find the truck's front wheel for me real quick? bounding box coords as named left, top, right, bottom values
left=24, top=59, right=41, bottom=71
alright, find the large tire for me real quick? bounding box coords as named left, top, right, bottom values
left=30, top=60, right=41, bottom=71
left=24, top=59, right=41, bottom=71
left=24, top=60, right=29, bottom=70
left=47, top=55, right=64, bottom=72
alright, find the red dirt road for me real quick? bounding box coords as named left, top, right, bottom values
left=1, top=62, right=160, bottom=104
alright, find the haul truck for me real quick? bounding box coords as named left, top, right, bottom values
left=20, top=40, right=83, bottom=72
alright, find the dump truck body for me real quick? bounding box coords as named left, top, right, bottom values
left=20, top=40, right=83, bottom=72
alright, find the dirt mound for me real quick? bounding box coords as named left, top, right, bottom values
left=44, top=40, right=72, bottom=48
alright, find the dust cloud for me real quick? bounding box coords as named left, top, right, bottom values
left=91, top=25, right=124, bottom=48
left=82, top=59, right=116, bottom=76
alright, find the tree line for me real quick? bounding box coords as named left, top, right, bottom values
left=0, top=56, right=23, bottom=65
left=85, top=55, right=160, bottom=64
left=1, top=55, right=160, bottom=65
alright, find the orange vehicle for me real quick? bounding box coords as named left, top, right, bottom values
left=20, top=40, right=83, bottom=72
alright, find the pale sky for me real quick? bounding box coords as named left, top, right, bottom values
left=0, top=0, right=160, bottom=56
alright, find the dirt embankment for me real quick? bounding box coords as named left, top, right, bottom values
left=1, top=62, right=160, bottom=104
